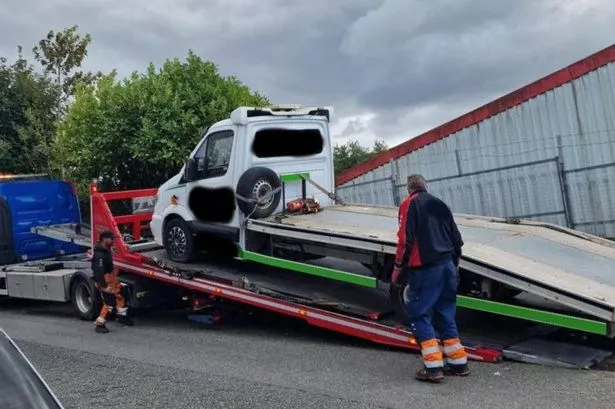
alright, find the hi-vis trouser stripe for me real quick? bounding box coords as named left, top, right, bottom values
left=420, top=339, right=444, bottom=368
left=442, top=338, right=468, bottom=366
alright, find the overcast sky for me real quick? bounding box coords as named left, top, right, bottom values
left=2, top=0, right=614, bottom=148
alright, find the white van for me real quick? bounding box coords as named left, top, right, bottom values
left=150, top=105, right=335, bottom=263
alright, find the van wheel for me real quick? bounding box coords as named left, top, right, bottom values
left=71, top=276, right=101, bottom=321
left=164, top=217, right=196, bottom=263
left=236, top=167, right=282, bottom=219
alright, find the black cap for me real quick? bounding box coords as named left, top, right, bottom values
left=99, top=230, right=116, bottom=241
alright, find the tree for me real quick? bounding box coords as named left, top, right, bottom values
left=53, top=50, right=269, bottom=197
left=0, top=46, right=62, bottom=174
left=32, top=25, right=102, bottom=103
left=333, top=139, right=388, bottom=175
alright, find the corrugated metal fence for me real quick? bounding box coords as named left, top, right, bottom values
left=336, top=61, right=615, bottom=239
left=336, top=134, right=615, bottom=238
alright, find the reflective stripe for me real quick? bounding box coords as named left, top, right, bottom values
left=443, top=344, right=462, bottom=355
left=424, top=360, right=444, bottom=368
left=421, top=338, right=444, bottom=366
left=421, top=346, right=441, bottom=356
left=117, top=307, right=128, bottom=315
left=447, top=357, right=468, bottom=365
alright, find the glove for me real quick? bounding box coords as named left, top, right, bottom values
left=391, top=265, right=402, bottom=284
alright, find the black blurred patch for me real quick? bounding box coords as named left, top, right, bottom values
left=194, top=234, right=239, bottom=260
left=251, top=128, right=324, bottom=158
left=188, top=186, right=235, bottom=223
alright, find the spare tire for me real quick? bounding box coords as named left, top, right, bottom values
left=236, top=167, right=282, bottom=219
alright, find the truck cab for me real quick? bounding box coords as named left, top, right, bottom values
left=150, top=105, right=334, bottom=262
left=0, top=176, right=83, bottom=265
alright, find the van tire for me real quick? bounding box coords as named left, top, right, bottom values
left=163, top=217, right=196, bottom=263
left=236, top=167, right=282, bottom=219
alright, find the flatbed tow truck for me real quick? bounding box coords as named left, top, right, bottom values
left=2, top=180, right=614, bottom=368
left=2, top=105, right=615, bottom=367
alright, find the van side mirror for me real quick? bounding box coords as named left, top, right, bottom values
left=184, top=158, right=198, bottom=182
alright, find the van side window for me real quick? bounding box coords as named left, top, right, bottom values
left=251, top=128, right=324, bottom=158
left=195, top=130, right=234, bottom=179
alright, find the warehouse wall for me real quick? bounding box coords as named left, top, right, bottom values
left=336, top=61, right=615, bottom=238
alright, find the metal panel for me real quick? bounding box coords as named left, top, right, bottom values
left=6, top=272, right=35, bottom=298
left=31, top=270, right=72, bottom=302
left=6, top=270, right=73, bottom=301
left=337, top=62, right=615, bottom=238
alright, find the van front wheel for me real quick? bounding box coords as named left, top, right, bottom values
left=164, top=217, right=196, bottom=263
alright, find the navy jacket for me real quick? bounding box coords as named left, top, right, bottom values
left=394, top=189, right=464, bottom=269
left=91, top=244, right=114, bottom=287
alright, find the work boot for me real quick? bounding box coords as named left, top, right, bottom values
left=117, top=315, right=134, bottom=326
left=444, top=364, right=470, bottom=377
left=95, top=324, right=110, bottom=334
left=415, top=368, right=445, bottom=383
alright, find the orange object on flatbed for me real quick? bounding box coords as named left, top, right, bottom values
left=286, top=198, right=321, bottom=214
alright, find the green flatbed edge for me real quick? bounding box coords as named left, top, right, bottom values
left=236, top=249, right=608, bottom=336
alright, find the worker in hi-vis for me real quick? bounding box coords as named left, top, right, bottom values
left=391, top=174, right=469, bottom=383
left=91, top=230, right=134, bottom=333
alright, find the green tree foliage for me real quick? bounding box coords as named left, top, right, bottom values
left=53, top=50, right=269, bottom=195
left=32, top=25, right=102, bottom=103
left=333, top=139, right=388, bottom=175
left=0, top=47, right=62, bottom=174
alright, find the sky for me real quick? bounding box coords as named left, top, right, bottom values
left=1, top=0, right=614, bottom=149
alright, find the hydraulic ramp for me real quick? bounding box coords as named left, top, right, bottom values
left=247, top=204, right=615, bottom=337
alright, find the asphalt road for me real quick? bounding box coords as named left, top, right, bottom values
left=1, top=300, right=615, bottom=409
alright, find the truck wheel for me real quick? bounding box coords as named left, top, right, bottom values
left=389, top=272, right=411, bottom=325
left=236, top=167, right=281, bottom=219
left=164, top=217, right=196, bottom=263
left=70, top=276, right=101, bottom=321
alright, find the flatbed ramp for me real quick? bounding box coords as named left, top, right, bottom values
left=248, top=204, right=615, bottom=334
left=23, top=224, right=615, bottom=368
left=27, top=184, right=615, bottom=367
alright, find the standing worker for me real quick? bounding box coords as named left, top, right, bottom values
left=391, top=174, right=468, bottom=383
left=92, top=230, right=134, bottom=333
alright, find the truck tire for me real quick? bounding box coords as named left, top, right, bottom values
left=70, top=275, right=102, bottom=321
left=163, top=217, right=196, bottom=263
left=389, top=271, right=411, bottom=325
left=236, top=167, right=281, bottom=219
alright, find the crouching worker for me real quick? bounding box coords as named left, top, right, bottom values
left=92, top=230, right=134, bottom=333
left=391, top=174, right=469, bottom=383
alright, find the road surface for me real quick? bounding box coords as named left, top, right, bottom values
left=1, top=299, right=614, bottom=409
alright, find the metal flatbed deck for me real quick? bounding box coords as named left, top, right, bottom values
left=140, top=249, right=392, bottom=318
left=247, top=204, right=615, bottom=330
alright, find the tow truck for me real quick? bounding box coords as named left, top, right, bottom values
left=1, top=105, right=614, bottom=366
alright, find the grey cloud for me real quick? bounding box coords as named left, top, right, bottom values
left=1, top=0, right=614, bottom=146
left=340, top=117, right=369, bottom=138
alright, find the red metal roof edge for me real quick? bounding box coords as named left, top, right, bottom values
left=335, top=43, right=615, bottom=186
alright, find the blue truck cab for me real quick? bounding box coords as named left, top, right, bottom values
left=0, top=177, right=84, bottom=265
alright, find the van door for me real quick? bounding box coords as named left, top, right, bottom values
left=186, top=126, right=239, bottom=239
